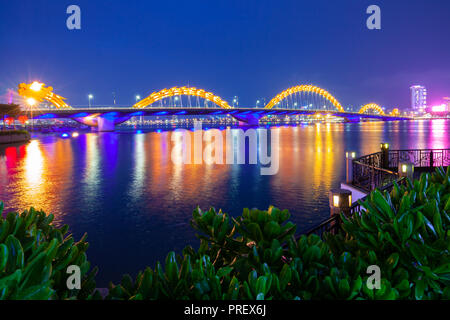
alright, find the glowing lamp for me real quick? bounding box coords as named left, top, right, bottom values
left=61, top=133, right=69, bottom=138
left=380, top=143, right=389, bottom=150
left=26, top=98, right=37, bottom=106
left=346, top=151, right=356, bottom=159
left=398, top=161, right=414, bottom=179
left=72, top=132, right=79, bottom=138
left=329, top=189, right=352, bottom=218
left=18, top=115, right=28, bottom=124
left=332, top=195, right=339, bottom=207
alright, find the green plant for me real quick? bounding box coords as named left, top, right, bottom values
left=326, top=167, right=450, bottom=299
left=2, top=167, right=450, bottom=300
left=0, top=202, right=99, bottom=300
left=105, top=252, right=241, bottom=300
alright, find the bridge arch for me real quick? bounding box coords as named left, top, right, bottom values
left=264, top=85, right=344, bottom=112
left=18, top=82, right=72, bottom=109
left=133, top=86, right=232, bottom=109
left=359, top=103, right=385, bottom=115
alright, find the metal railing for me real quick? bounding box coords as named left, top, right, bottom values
left=352, top=160, right=398, bottom=192
left=302, top=178, right=407, bottom=239
left=388, top=149, right=450, bottom=168
left=352, top=148, right=450, bottom=192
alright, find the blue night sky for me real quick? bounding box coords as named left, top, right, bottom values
left=0, top=0, right=449, bottom=109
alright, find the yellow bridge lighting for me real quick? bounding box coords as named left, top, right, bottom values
left=359, top=103, right=385, bottom=115
left=30, top=81, right=43, bottom=92
left=264, top=85, right=345, bottom=112
left=390, top=108, right=400, bottom=116
left=18, top=82, right=72, bottom=109
left=133, top=86, right=233, bottom=109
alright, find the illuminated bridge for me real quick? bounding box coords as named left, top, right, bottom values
left=18, top=82, right=410, bottom=131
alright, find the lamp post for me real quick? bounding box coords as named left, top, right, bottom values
left=398, top=161, right=414, bottom=180
left=329, top=189, right=352, bottom=234
left=135, top=95, right=142, bottom=125
left=26, top=97, right=37, bottom=131
left=88, top=94, right=93, bottom=108
left=380, top=142, right=389, bottom=169
left=345, top=151, right=357, bottom=184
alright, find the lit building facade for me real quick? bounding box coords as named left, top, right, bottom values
left=410, top=85, right=427, bottom=113
left=444, top=97, right=450, bottom=109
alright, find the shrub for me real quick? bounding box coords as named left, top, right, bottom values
left=108, top=167, right=450, bottom=300
left=326, top=166, right=450, bottom=299
left=0, top=203, right=99, bottom=299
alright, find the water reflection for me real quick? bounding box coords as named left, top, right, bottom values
left=24, top=140, right=44, bottom=187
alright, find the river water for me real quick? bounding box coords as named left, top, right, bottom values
left=1, top=119, right=449, bottom=286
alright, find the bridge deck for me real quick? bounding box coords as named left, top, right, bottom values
left=28, top=107, right=411, bottom=120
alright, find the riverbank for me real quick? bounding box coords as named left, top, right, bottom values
left=0, top=130, right=31, bottom=144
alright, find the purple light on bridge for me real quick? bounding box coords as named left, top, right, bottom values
left=70, top=112, right=90, bottom=118
left=36, top=113, right=56, bottom=119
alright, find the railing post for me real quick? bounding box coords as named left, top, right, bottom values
left=398, top=161, right=414, bottom=180
left=329, top=189, right=352, bottom=234
left=380, top=142, right=389, bottom=169
left=345, top=151, right=357, bottom=184
left=430, top=150, right=434, bottom=168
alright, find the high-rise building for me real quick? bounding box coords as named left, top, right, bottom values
left=444, top=97, right=450, bottom=109
left=410, top=85, right=427, bottom=113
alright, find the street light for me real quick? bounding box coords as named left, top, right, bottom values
left=233, top=96, right=238, bottom=107
left=88, top=94, right=93, bottom=108
left=26, top=98, right=37, bottom=130
left=26, top=98, right=37, bottom=107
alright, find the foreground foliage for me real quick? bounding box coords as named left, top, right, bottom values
left=0, top=204, right=98, bottom=299
left=1, top=167, right=449, bottom=300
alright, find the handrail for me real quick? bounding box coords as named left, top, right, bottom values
left=298, top=176, right=408, bottom=240
left=352, top=160, right=398, bottom=175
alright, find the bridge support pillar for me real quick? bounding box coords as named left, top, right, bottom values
left=97, top=117, right=115, bottom=132
left=232, top=113, right=263, bottom=126
left=344, top=117, right=361, bottom=123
